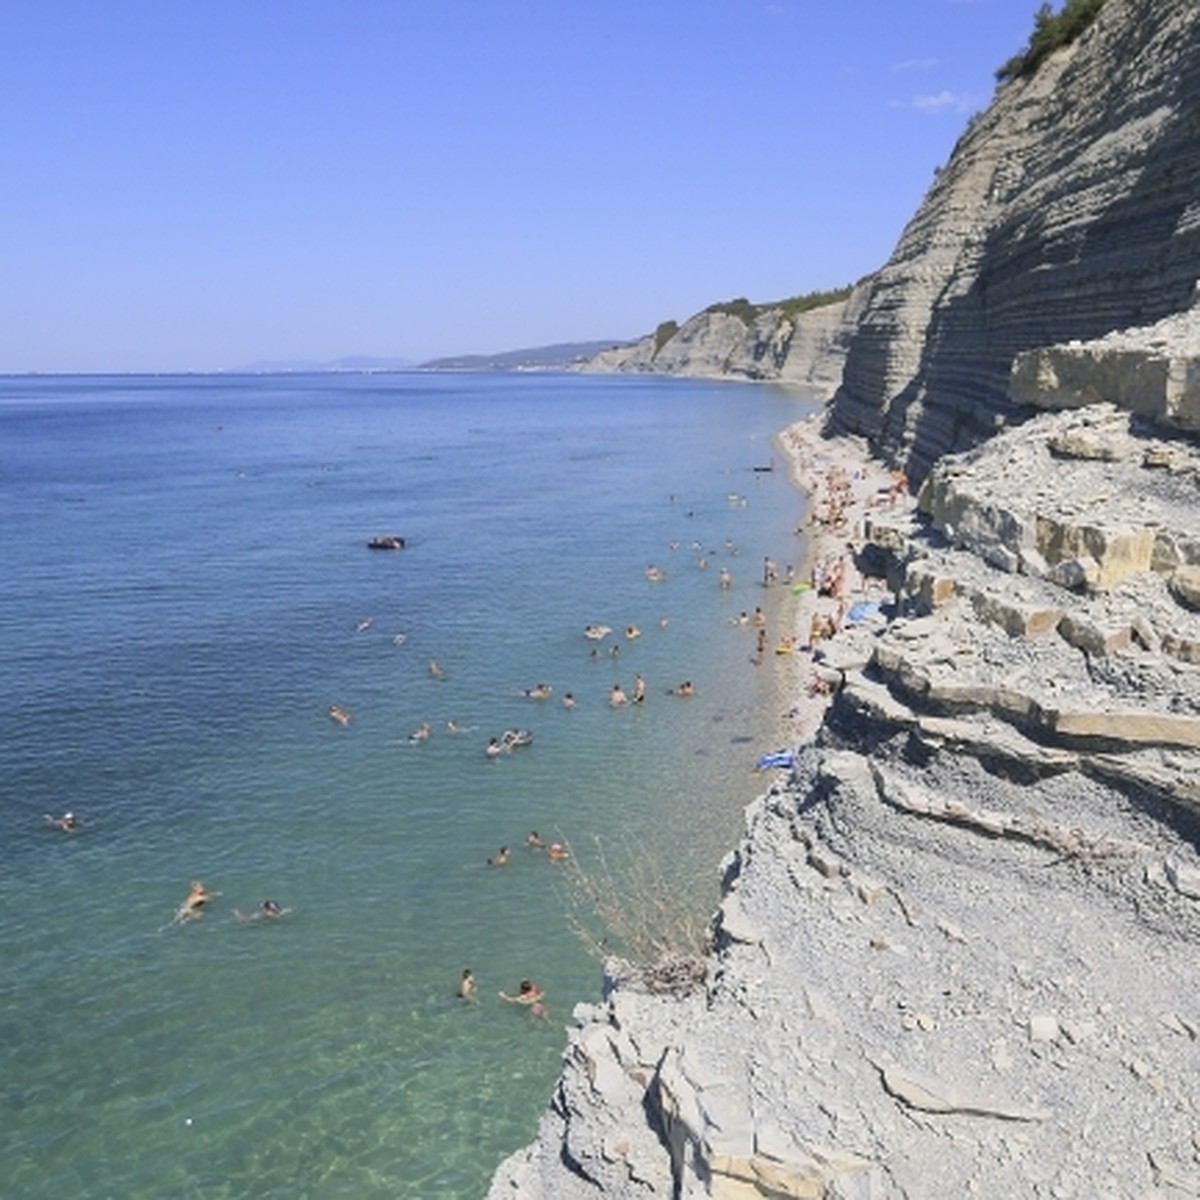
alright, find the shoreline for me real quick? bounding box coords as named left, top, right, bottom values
left=770, top=412, right=912, bottom=747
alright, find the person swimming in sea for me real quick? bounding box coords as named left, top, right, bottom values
left=458, top=968, right=477, bottom=1002
left=43, top=811, right=82, bottom=832
left=499, top=979, right=547, bottom=1019
left=169, top=880, right=218, bottom=925
left=487, top=846, right=511, bottom=867
left=234, top=899, right=290, bottom=923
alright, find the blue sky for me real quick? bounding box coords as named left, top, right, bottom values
left=2, top=1, right=1039, bottom=372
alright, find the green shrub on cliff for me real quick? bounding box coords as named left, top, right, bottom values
left=775, top=286, right=854, bottom=321
left=704, top=297, right=759, bottom=325
left=653, top=319, right=679, bottom=356
left=704, top=286, right=853, bottom=327
left=996, top=0, right=1107, bottom=83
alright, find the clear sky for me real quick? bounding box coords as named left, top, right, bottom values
left=2, top=0, right=1041, bottom=373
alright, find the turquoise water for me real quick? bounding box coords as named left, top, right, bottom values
left=0, top=372, right=818, bottom=1197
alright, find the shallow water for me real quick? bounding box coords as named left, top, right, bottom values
left=0, top=371, right=818, bottom=1197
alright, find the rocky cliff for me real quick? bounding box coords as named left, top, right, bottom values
left=828, top=0, right=1200, bottom=479
left=580, top=291, right=866, bottom=396
left=491, top=2, right=1200, bottom=1196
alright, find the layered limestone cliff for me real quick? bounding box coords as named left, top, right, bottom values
left=580, top=290, right=866, bottom=397
left=829, top=0, right=1200, bottom=480
left=491, top=2, right=1200, bottom=1196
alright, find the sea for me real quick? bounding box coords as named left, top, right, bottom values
left=0, top=371, right=820, bottom=1198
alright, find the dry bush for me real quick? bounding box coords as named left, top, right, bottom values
left=556, top=834, right=712, bottom=997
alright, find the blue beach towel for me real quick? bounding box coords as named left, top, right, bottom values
left=756, top=750, right=795, bottom=771
left=846, top=601, right=882, bottom=624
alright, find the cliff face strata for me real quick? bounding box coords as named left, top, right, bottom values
left=830, top=0, right=1200, bottom=479
left=580, top=291, right=865, bottom=396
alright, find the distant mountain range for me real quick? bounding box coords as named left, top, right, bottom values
left=234, top=355, right=418, bottom=373
left=234, top=340, right=631, bottom=375
left=417, top=340, right=630, bottom=371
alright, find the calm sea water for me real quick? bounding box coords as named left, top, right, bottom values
left=0, top=371, right=818, bottom=1198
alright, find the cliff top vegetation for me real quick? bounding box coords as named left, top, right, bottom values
left=995, top=0, right=1107, bottom=83
left=704, top=286, right=853, bottom=327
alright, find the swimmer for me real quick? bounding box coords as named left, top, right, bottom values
left=609, top=642, right=621, bottom=658
left=409, top=722, right=431, bottom=743
left=447, top=720, right=465, bottom=734
left=428, top=660, right=445, bottom=679
left=328, top=704, right=351, bottom=726
left=234, top=899, right=290, bottom=923
left=499, top=979, right=547, bottom=1019
left=487, top=846, right=511, bottom=867
left=43, top=811, right=81, bottom=832
left=625, top=625, right=641, bottom=640
left=672, top=681, right=695, bottom=697
left=632, top=674, right=646, bottom=704
left=522, top=683, right=553, bottom=700
left=458, top=968, right=477, bottom=1002
left=719, top=568, right=732, bottom=589
left=645, top=565, right=666, bottom=582
left=526, top=831, right=545, bottom=850
left=548, top=842, right=569, bottom=863
left=355, top=617, right=373, bottom=633
left=392, top=631, right=408, bottom=645
left=171, top=880, right=218, bottom=924
left=583, top=624, right=611, bottom=641
left=562, top=693, right=576, bottom=710
left=485, top=737, right=506, bottom=758
left=610, top=683, right=629, bottom=707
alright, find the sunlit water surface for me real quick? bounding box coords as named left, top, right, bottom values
left=0, top=372, right=819, bottom=1197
